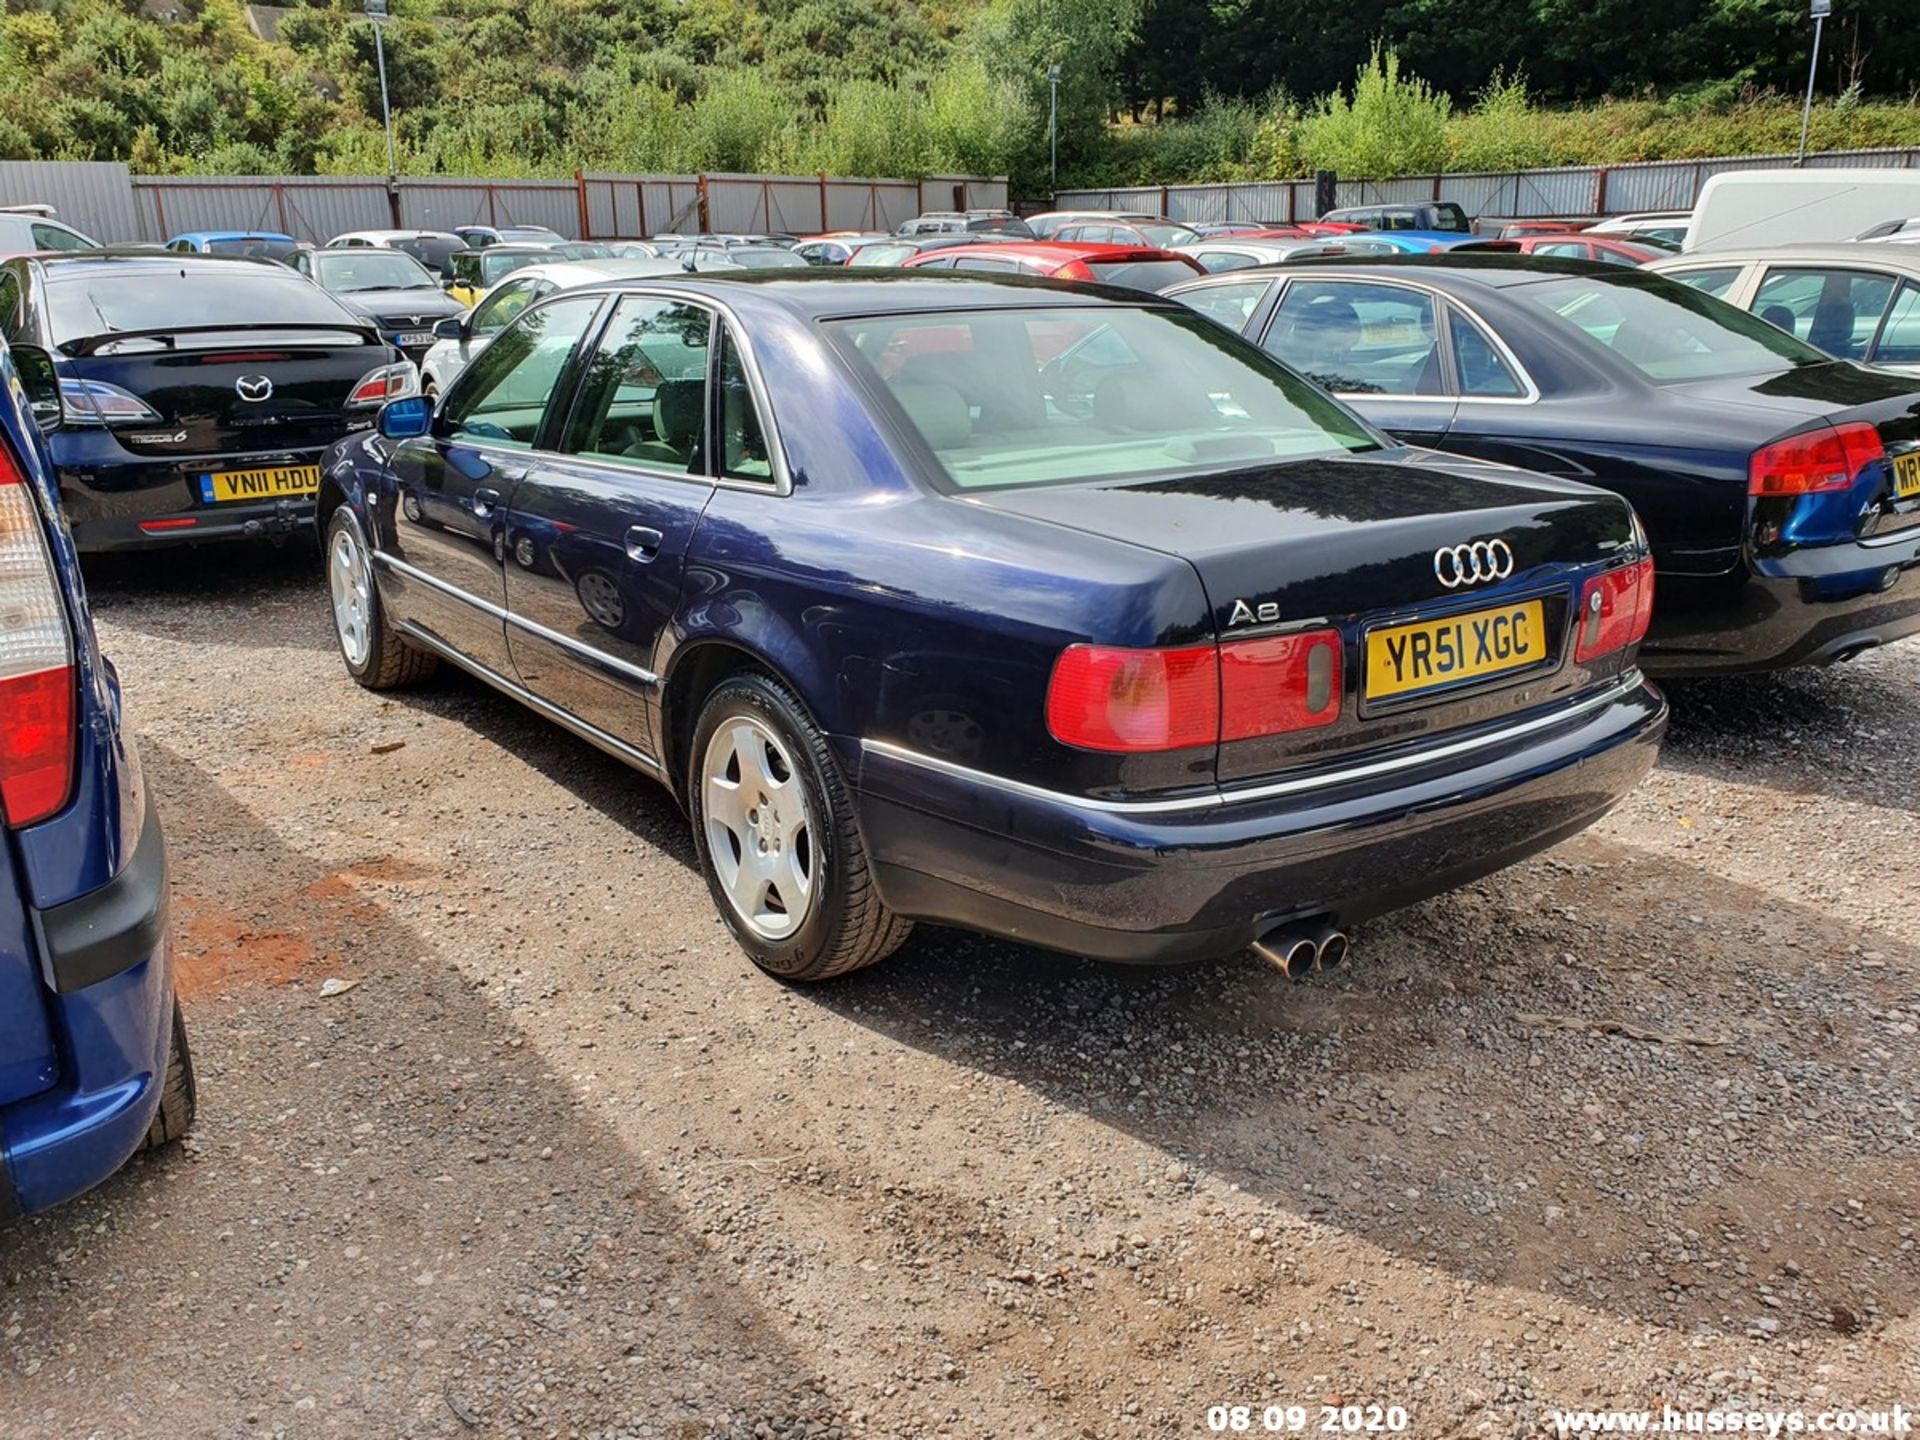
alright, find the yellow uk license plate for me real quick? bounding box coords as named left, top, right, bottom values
left=1366, top=599, right=1548, bottom=700
left=199, top=465, right=321, bottom=504
left=1894, top=451, right=1920, bottom=500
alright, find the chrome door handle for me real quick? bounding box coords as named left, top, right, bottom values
left=625, top=525, right=664, bottom=562
left=471, top=486, right=500, bottom=517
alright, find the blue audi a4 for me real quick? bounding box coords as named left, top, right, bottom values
left=0, top=341, right=193, bottom=1218
left=318, top=271, right=1667, bottom=981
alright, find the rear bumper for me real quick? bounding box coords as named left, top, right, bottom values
left=3, top=801, right=172, bottom=1216
left=852, top=674, right=1666, bottom=963
left=1645, top=529, right=1920, bottom=675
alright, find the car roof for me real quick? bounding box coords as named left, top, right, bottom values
left=486, top=258, right=699, bottom=289
left=555, top=267, right=1171, bottom=314
left=1649, top=241, right=1920, bottom=269
left=31, top=249, right=308, bottom=279
left=916, top=241, right=1178, bottom=263
left=1172, top=253, right=1617, bottom=288
left=330, top=229, right=463, bottom=243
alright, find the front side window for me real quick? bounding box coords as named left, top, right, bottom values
left=1516, top=273, right=1827, bottom=383
left=1179, top=279, right=1273, bottom=331
left=471, top=279, right=542, bottom=336
left=1263, top=280, right=1444, bottom=395
left=829, top=303, right=1379, bottom=492
left=1751, top=267, right=1896, bottom=360
left=438, top=295, right=601, bottom=450
left=564, top=295, right=712, bottom=473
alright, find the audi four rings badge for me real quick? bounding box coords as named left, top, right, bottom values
left=1434, top=539, right=1516, bottom=589
left=235, top=375, right=274, bottom=402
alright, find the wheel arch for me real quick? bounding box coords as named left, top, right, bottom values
left=658, top=634, right=834, bottom=802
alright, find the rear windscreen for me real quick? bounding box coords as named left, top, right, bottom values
left=47, top=269, right=362, bottom=343
left=391, top=236, right=466, bottom=273
left=204, top=239, right=301, bottom=263
left=1085, top=259, right=1201, bottom=292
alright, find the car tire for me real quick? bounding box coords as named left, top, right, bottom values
left=143, top=998, right=196, bottom=1149
left=689, top=673, right=911, bottom=982
left=326, top=505, right=437, bottom=690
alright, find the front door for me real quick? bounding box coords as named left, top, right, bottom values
left=379, top=293, right=604, bottom=676
left=501, top=294, right=722, bottom=752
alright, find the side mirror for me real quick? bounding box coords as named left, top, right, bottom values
left=377, top=395, right=432, bottom=439
left=432, top=315, right=466, bottom=341
left=11, top=345, right=61, bottom=431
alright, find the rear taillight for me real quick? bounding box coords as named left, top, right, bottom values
left=1749, top=421, right=1885, bottom=497
left=1055, top=261, right=1095, bottom=281
left=58, top=377, right=162, bottom=427
left=1574, top=556, right=1655, bottom=663
left=0, top=438, right=74, bottom=826
left=1047, top=630, right=1344, bottom=753
left=346, top=362, right=421, bottom=409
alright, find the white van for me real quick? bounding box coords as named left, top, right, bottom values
left=1685, top=168, right=1920, bottom=252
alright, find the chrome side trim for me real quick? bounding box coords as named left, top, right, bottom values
left=375, top=549, right=660, bottom=686
left=396, top=621, right=667, bottom=779
left=374, top=549, right=507, bottom=618
left=861, top=671, right=1648, bottom=817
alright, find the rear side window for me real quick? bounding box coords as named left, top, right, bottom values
left=0, top=269, right=22, bottom=343
left=717, top=327, right=773, bottom=483
left=1534, top=241, right=1589, bottom=259
left=1264, top=280, right=1444, bottom=395
left=948, top=255, right=1020, bottom=274
left=1665, top=266, right=1741, bottom=299
left=1750, top=267, right=1896, bottom=361
left=31, top=222, right=93, bottom=252
left=1872, top=282, right=1920, bottom=367
left=439, top=295, right=602, bottom=449
left=45, top=269, right=361, bottom=345
left=1517, top=274, right=1827, bottom=383
left=1196, top=250, right=1259, bottom=274
left=1447, top=309, right=1525, bottom=398
left=1432, top=203, right=1471, bottom=234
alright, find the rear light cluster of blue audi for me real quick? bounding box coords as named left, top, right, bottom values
left=1047, top=630, right=1343, bottom=753
left=1749, top=421, right=1884, bottom=497
left=0, top=436, right=74, bottom=826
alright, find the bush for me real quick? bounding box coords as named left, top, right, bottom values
left=1298, top=46, right=1452, bottom=180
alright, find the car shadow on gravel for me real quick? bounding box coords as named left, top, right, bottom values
left=810, top=843, right=1920, bottom=1343
left=78, top=543, right=340, bottom=654
left=0, top=735, right=836, bottom=1438
left=1656, top=645, right=1920, bottom=814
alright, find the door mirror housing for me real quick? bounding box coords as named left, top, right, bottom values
left=10, top=345, right=62, bottom=431
left=377, top=395, right=432, bottom=439
left=433, top=315, right=466, bottom=341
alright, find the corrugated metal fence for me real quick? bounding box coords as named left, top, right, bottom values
left=0, top=162, right=1007, bottom=244
left=1054, top=146, right=1920, bottom=222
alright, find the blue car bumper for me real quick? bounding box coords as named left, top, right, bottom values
left=851, top=674, right=1666, bottom=963
left=2, top=803, right=172, bottom=1217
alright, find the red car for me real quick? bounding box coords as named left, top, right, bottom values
left=1294, top=221, right=1369, bottom=237
left=1509, top=232, right=1664, bottom=265
left=899, top=241, right=1205, bottom=291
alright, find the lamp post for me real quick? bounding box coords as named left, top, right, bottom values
left=365, top=0, right=398, bottom=180
left=1047, top=64, right=1060, bottom=196
left=1797, top=0, right=1831, bottom=166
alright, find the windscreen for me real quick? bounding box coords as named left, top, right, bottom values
left=728, top=249, right=806, bottom=269
left=481, top=251, right=544, bottom=285
left=1515, top=272, right=1829, bottom=383
left=390, top=235, right=466, bottom=273
left=205, top=238, right=301, bottom=263
left=1084, top=258, right=1201, bottom=292
left=828, top=304, right=1380, bottom=492
left=47, top=268, right=362, bottom=343
left=313, top=250, right=439, bottom=293
left=850, top=243, right=917, bottom=267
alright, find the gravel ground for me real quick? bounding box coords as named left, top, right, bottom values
left=2, top=548, right=1917, bottom=1440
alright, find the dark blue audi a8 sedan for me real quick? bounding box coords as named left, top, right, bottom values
left=316, top=271, right=1668, bottom=981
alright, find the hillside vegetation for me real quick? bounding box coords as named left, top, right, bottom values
left=0, top=0, right=1916, bottom=193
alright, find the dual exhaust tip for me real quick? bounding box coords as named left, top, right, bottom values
left=1250, top=923, right=1350, bottom=980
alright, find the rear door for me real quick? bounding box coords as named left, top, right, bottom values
left=1255, top=277, right=1457, bottom=446
left=1747, top=265, right=1898, bottom=361
left=383, top=293, right=605, bottom=677
left=500, top=293, right=725, bottom=750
